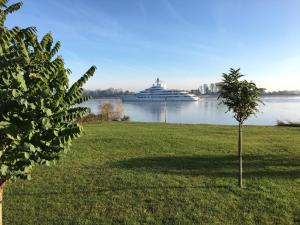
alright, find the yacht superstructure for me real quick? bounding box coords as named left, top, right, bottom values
left=122, top=78, right=199, bottom=101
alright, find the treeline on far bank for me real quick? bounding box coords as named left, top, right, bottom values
left=83, top=88, right=134, bottom=98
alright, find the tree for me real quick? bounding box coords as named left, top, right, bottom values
left=100, top=102, right=113, bottom=121
left=218, top=68, right=262, bottom=188
left=112, top=102, right=124, bottom=121
left=0, top=1, right=96, bottom=223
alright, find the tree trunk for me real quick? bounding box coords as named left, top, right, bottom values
left=0, top=182, right=5, bottom=225
left=238, top=122, right=243, bottom=188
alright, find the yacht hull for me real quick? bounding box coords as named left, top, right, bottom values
left=122, top=95, right=199, bottom=102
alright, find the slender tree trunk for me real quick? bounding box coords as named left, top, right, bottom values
left=0, top=182, right=5, bottom=225
left=238, top=122, right=243, bottom=188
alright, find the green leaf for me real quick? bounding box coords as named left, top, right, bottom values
left=44, top=108, right=52, bottom=116
left=0, top=121, right=10, bottom=128
left=24, top=152, right=30, bottom=159
left=16, top=74, right=27, bottom=91
left=12, top=89, right=18, bottom=97
left=6, top=133, right=15, bottom=140
left=42, top=118, right=51, bottom=128
left=0, top=165, right=9, bottom=176
left=53, top=129, right=59, bottom=136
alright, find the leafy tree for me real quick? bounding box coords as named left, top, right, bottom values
left=0, top=1, right=96, bottom=223
left=218, top=68, right=262, bottom=188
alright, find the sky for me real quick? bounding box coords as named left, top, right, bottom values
left=5, top=0, right=300, bottom=91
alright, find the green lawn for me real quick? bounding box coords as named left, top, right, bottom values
left=4, top=122, right=300, bottom=225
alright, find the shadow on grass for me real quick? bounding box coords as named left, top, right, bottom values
left=112, top=155, right=300, bottom=179
left=11, top=155, right=299, bottom=197
left=11, top=184, right=231, bottom=197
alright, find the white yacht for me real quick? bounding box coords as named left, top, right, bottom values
left=123, top=78, right=199, bottom=101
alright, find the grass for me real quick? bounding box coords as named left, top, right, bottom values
left=4, top=122, right=300, bottom=225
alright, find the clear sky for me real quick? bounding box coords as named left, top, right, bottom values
left=6, top=0, right=300, bottom=91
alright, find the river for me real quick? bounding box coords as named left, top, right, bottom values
left=79, top=96, right=300, bottom=125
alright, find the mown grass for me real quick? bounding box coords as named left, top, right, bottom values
left=4, top=122, right=300, bottom=225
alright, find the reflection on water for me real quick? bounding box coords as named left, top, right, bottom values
left=79, top=96, right=300, bottom=125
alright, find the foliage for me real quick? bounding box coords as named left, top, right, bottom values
left=77, top=102, right=129, bottom=123
left=112, top=102, right=124, bottom=121
left=121, top=115, right=130, bottom=121
left=77, top=113, right=102, bottom=124
left=263, top=90, right=300, bottom=96
left=218, top=68, right=262, bottom=124
left=100, top=103, right=114, bottom=121
left=0, top=0, right=96, bottom=183
left=100, top=102, right=124, bottom=121
left=277, top=120, right=300, bottom=127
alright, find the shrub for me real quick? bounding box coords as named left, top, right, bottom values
left=277, top=120, right=300, bottom=127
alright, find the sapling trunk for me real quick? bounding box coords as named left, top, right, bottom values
left=238, top=122, right=243, bottom=188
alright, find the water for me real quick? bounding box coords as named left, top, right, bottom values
left=79, top=96, right=300, bottom=125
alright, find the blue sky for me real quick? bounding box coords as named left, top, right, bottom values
left=6, top=0, right=300, bottom=91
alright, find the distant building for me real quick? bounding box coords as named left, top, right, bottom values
left=198, top=83, right=220, bottom=95
left=199, top=85, right=204, bottom=95
left=210, top=83, right=215, bottom=93
left=203, top=84, right=209, bottom=94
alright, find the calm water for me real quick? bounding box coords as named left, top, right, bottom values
left=79, top=96, right=300, bottom=125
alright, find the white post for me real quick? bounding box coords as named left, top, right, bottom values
left=164, top=97, right=167, bottom=123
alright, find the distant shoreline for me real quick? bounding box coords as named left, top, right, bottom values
left=90, top=94, right=300, bottom=99
left=84, top=88, right=300, bottom=99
